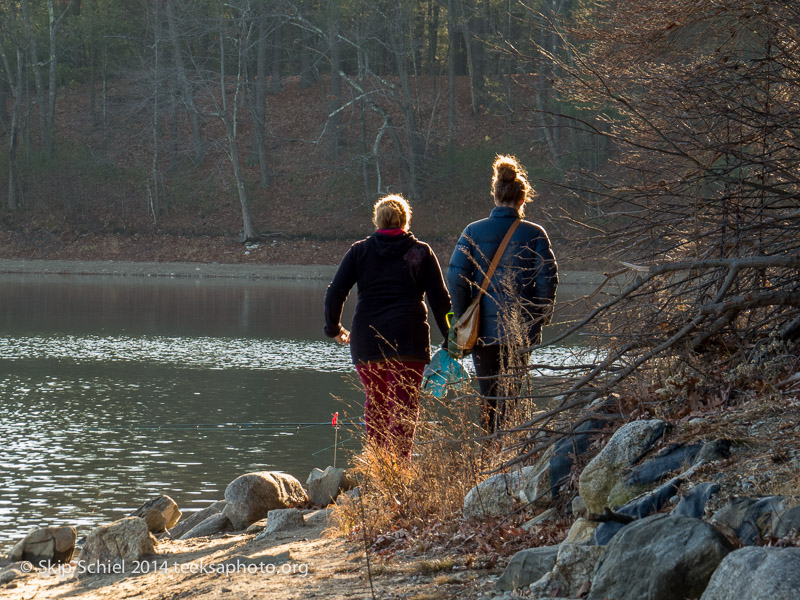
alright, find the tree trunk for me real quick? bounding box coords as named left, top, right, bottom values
left=269, top=21, right=282, bottom=92
left=328, top=8, right=343, bottom=158
left=218, top=4, right=255, bottom=242
left=0, top=45, right=23, bottom=209
left=457, top=0, right=478, bottom=114
left=21, top=0, right=47, bottom=151
left=427, top=0, right=440, bottom=75
left=46, top=0, right=60, bottom=157
left=150, top=0, right=162, bottom=222
left=250, top=14, right=270, bottom=187
left=166, top=0, right=204, bottom=165
left=447, top=0, right=456, bottom=152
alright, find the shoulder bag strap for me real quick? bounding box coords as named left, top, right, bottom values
left=476, top=219, right=520, bottom=295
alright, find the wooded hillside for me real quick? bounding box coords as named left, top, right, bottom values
left=0, top=0, right=599, bottom=256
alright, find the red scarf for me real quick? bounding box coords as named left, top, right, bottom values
left=377, top=228, right=406, bottom=236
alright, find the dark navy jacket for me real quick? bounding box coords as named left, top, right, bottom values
left=447, top=206, right=558, bottom=346
left=324, top=231, right=451, bottom=364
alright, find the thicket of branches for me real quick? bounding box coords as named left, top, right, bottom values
left=504, top=0, right=800, bottom=462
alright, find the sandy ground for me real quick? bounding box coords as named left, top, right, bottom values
left=2, top=510, right=500, bottom=600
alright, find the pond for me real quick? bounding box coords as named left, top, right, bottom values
left=0, top=271, right=593, bottom=549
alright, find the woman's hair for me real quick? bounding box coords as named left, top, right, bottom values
left=373, top=194, right=412, bottom=230
left=491, top=155, right=532, bottom=215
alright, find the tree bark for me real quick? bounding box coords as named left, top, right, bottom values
left=328, top=5, right=343, bottom=158
left=21, top=0, right=47, bottom=152
left=166, top=0, right=204, bottom=165
left=250, top=12, right=270, bottom=187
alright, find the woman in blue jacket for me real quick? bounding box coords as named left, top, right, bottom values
left=447, top=155, right=558, bottom=435
left=324, top=195, right=451, bottom=458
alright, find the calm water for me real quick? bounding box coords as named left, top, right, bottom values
left=0, top=273, right=586, bottom=549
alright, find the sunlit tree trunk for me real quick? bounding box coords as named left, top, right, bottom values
left=217, top=2, right=255, bottom=241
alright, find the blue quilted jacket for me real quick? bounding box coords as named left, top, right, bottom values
left=446, top=206, right=558, bottom=346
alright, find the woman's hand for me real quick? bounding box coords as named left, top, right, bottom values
left=335, top=328, right=351, bottom=344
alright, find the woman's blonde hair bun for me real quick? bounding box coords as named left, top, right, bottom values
left=491, top=154, right=532, bottom=213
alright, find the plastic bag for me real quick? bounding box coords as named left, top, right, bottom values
left=421, top=348, right=468, bottom=398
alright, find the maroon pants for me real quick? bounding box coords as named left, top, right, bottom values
left=356, top=359, right=426, bottom=459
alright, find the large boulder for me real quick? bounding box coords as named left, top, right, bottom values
left=530, top=543, right=604, bottom=599
left=223, top=471, right=308, bottom=530
left=588, top=514, right=733, bottom=600
left=130, top=495, right=182, bottom=534
left=463, top=467, right=535, bottom=519
left=256, top=509, right=305, bottom=538
left=179, top=513, right=232, bottom=540
left=306, top=467, right=354, bottom=506
left=7, top=526, right=77, bottom=565
left=772, top=505, right=800, bottom=539
left=495, top=546, right=559, bottom=592
left=710, top=496, right=787, bottom=545
left=167, top=500, right=226, bottom=539
left=700, top=547, right=800, bottom=600
left=578, top=419, right=666, bottom=514
left=78, top=517, right=156, bottom=574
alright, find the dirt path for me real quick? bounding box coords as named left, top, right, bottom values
left=3, top=510, right=499, bottom=600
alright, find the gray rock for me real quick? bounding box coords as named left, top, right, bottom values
left=520, top=466, right=552, bottom=508
left=672, top=482, right=720, bottom=519
left=588, top=514, right=732, bottom=600
left=564, top=518, right=598, bottom=544
left=710, top=496, right=786, bottom=545
left=130, top=495, right=182, bottom=534
left=772, top=505, right=800, bottom=539
left=78, top=517, right=156, bottom=574
left=178, top=513, right=232, bottom=539
left=167, top=500, right=226, bottom=539
left=700, top=547, right=800, bottom=600
left=530, top=543, right=603, bottom=599
left=496, top=546, right=560, bottom=592
left=7, top=526, right=77, bottom=565
left=259, top=509, right=305, bottom=536
left=223, top=471, right=308, bottom=530
left=303, top=508, right=332, bottom=529
left=463, top=467, right=535, bottom=519
left=572, top=496, right=587, bottom=519
left=578, top=419, right=666, bottom=514
left=0, top=564, right=27, bottom=585
left=306, top=466, right=354, bottom=506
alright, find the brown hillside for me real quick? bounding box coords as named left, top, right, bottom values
left=1, top=75, right=583, bottom=267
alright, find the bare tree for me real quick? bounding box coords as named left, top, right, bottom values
left=491, top=0, right=800, bottom=465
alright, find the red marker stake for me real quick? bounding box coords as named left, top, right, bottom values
left=332, top=412, right=339, bottom=468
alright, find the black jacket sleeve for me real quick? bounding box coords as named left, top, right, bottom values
left=323, top=246, right=358, bottom=337
left=423, top=248, right=452, bottom=339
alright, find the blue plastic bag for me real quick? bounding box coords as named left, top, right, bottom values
left=422, top=348, right=468, bottom=398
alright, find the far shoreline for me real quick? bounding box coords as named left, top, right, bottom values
left=0, top=258, right=607, bottom=287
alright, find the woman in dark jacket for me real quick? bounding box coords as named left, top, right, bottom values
left=447, top=155, right=558, bottom=435
left=324, top=195, right=451, bottom=458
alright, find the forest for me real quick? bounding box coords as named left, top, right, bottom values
left=1, top=0, right=799, bottom=421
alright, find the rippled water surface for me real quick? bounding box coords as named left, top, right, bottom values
left=0, top=273, right=585, bottom=549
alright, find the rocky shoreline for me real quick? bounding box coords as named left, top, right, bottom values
left=3, top=399, right=799, bottom=599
